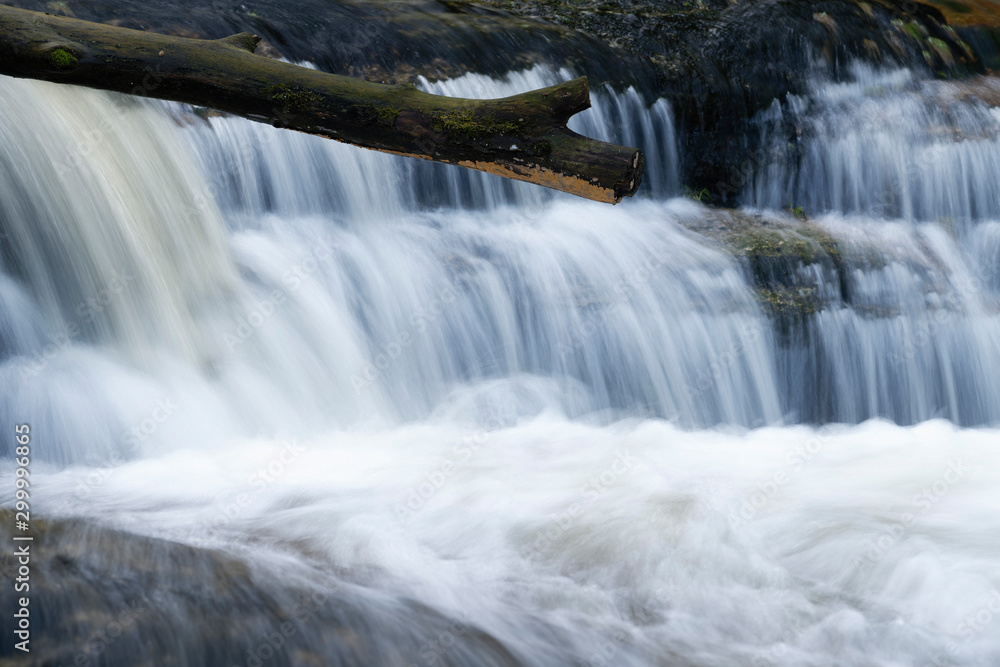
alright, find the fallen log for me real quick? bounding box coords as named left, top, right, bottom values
left=0, top=4, right=644, bottom=203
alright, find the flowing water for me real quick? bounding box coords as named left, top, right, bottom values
left=1, top=61, right=1000, bottom=666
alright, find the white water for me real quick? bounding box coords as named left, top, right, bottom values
left=745, top=63, right=1000, bottom=426
left=2, top=64, right=1000, bottom=666
left=748, top=64, right=1000, bottom=227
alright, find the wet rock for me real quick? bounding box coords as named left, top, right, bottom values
left=467, top=0, right=984, bottom=195
left=920, top=0, right=1000, bottom=68
left=0, top=511, right=519, bottom=666
left=680, top=208, right=844, bottom=340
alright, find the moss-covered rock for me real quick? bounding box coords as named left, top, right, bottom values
left=679, top=210, right=844, bottom=340
left=729, top=225, right=836, bottom=319
left=756, top=286, right=819, bottom=316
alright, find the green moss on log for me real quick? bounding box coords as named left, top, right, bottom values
left=372, top=105, right=400, bottom=126
left=430, top=109, right=526, bottom=138
left=49, top=47, right=77, bottom=69
left=262, top=84, right=322, bottom=112
left=531, top=140, right=552, bottom=157
left=354, top=104, right=402, bottom=127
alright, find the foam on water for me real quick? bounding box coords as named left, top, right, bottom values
left=32, top=415, right=1000, bottom=666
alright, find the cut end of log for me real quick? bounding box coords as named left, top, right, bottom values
left=616, top=150, right=644, bottom=201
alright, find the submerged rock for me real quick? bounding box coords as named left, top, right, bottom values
left=678, top=206, right=964, bottom=346
left=679, top=208, right=844, bottom=340
left=0, top=511, right=519, bottom=666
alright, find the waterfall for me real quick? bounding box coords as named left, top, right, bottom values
left=776, top=217, right=1000, bottom=425
left=0, top=76, right=380, bottom=465
left=747, top=64, right=1000, bottom=226
left=153, top=66, right=774, bottom=431
left=5, top=64, right=1000, bottom=445
left=742, top=62, right=1000, bottom=425
left=2, top=60, right=1000, bottom=667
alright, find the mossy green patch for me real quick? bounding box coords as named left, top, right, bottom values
left=927, top=37, right=955, bottom=65
left=371, top=105, right=400, bottom=127
left=729, top=225, right=841, bottom=286
left=49, top=48, right=77, bottom=70
left=262, top=84, right=322, bottom=113
left=682, top=185, right=712, bottom=203
left=755, top=287, right=818, bottom=316
left=690, top=213, right=849, bottom=323
left=729, top=228, right=820, bottom=262
left=431, top=109, right=525, bottom=139
left=354, top=104, right=400, bottom=128
left=797, top=225, right=840, bottom=261
left=904, top=20, right=928, bottom=41
left=530, top=140, right=552, bottom=157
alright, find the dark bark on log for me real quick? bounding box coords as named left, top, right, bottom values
left=0, top=4, right=644, bottom=203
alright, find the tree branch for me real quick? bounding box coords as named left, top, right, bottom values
left=0, top=4, right=644, bottom=203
